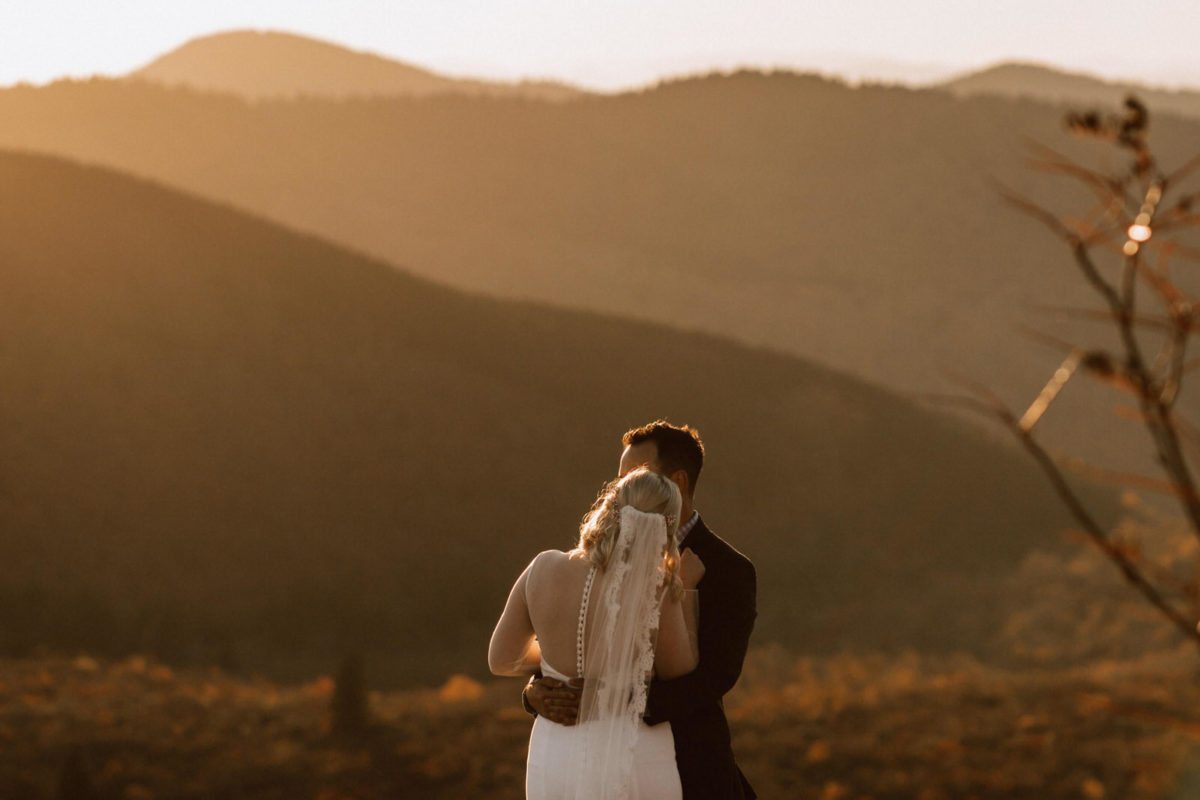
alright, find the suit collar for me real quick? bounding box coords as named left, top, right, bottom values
left=679, top=512, right=710, bottom=549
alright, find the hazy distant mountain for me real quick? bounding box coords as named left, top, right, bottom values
left=129, top=29, right=583, bottom=102
left=3, top=71, right=1197, bottom=479
left=941, top=61, right=1200, bottom=121
left=0, top=151, right=1090, bottom=684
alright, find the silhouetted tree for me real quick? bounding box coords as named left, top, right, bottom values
left=331, top=652, right=370, bottom=738
left=57, top=746, right=99, bottom=800
left=947, top=97, right=1200, bottom=652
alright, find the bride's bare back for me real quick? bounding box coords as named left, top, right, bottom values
left=489, top=547, right=699, bottom=681
left=524, top=549, right=594, bottom=678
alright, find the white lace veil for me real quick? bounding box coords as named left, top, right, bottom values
left=567, top=504, right=671, bottom=800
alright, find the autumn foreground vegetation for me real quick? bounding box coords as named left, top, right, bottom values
left=4, top=639, right=1200, bottom=800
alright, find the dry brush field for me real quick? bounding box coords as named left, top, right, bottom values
left=5, top=644, right=1200, bottom=800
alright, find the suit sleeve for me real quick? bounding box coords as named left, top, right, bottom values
left=644, top=553, right=756, bottom=724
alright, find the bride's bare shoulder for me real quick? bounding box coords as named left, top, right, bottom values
left=527, top=548, right=588, bottom=580
left=530, top=548, right=583, bottom=568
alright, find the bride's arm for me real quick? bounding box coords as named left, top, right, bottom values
left=654, top=549, right=703, bottom=679
left=654, top=589, right=699, bottom=679
left=488, top=556, right=544, bottom=676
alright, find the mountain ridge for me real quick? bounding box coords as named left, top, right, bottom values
left=940, top=60, right=1200, bottom=120
left=4, top=70, right=1198, bottom=476
left=129, top=29, right=583, bottom=102
left=0, top=148, right=1092, bottom=684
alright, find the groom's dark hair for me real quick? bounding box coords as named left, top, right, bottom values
left=623, top=421, right=705, bottom=497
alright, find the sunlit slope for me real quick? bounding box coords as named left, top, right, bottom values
left=2, top=71, right=1197, bottom=472
left=130, top=29, right=582, bottom=102
left=941, top=61, right=1200, bottom=121
left=0, top=151, right=1094, bottom=684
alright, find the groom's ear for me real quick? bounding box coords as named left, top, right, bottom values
left=669, top=469, right=690, bottom=498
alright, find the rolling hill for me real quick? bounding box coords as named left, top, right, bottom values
left=941, top=61, right=1200, bottom=121
left=2, top=66, right=1198, bottom=478
left=129, top=29, right=582, bottom=102
left=0, top=150, right=1094, bottom=685
left=129, top=29, right=583, bottom=102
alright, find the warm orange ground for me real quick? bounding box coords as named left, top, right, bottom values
left=4, top=646, right=1199, bottom=799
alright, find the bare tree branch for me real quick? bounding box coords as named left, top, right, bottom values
left=1165, top=151, right=1200, bottom=185
left=1018, top=351, right=1083, bottom=432
left=1021, top=138, right=1130, bottom=203
left=1029, top=304, right=1174, bottom=332
left=970, top=100, right=1200, bottom=655
left=995, top=184, right=1085, bottom=244
left=942, top=376, right=1200, bottom=651
left=1058, top=455, right=1188, bottom=498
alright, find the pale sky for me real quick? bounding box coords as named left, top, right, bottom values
left=4, top=0, right=1199, bottom=91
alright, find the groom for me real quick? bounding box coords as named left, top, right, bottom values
left=525, top=420, right=757, bottom=799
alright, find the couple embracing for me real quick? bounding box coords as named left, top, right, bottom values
left=489, top=421, right=757, bottom=799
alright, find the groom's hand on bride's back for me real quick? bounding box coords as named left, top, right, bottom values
left=524, top=676, right=583, bottom=725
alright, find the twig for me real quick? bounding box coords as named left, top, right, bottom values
left=1165, top=151, right=1200, bottom=185
left=1029, top=304, right=1173, bottom=332
left=942, top=378, right=1200, bottom=650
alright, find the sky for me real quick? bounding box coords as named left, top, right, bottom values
left=4, top=0, right=1199, bottom=91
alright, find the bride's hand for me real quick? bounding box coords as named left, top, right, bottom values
left=679, top=548, right=705, bottom=591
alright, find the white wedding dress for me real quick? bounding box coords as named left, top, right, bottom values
left=526, top=661, right=680, bottom=799
left=526, top=508, right=683, bottom=800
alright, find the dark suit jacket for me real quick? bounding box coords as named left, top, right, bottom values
left=644, top=515, right=757, bottom=800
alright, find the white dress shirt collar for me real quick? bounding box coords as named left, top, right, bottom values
left=676, top=510, right=700, bottom=547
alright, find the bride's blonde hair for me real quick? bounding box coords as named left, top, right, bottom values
left=577, top=468, right=683, bottom=598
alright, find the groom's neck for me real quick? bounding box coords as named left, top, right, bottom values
left=680, top=496, right=695, bottom=525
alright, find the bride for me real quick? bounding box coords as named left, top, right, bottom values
left=489, top=467, right=702, bottom=799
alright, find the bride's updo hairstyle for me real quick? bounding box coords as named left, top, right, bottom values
left=577, top=467, right=683, bottom=595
